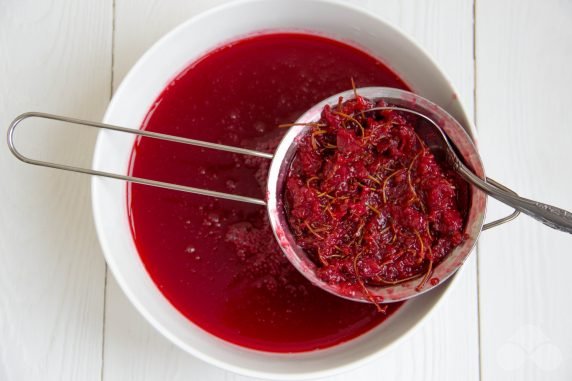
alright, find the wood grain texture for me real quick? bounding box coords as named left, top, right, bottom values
left=4, top=0, right=571, bottom=379
left=476, top=0, right=572, bottom=380
left=0, top=1, right=112, bottom=380
left=103, top=1, right=479, bottom=380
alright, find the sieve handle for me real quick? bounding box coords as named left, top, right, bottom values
left=481, top=177, right=520, bottom=231
left=6, top=112, right=272, bottom=206
left=457, top=162, right=572, bottom=234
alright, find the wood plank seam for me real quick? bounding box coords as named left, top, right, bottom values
left=472, top=1, right=484, bottom=381
left=101, top=1, right=116, bottom=380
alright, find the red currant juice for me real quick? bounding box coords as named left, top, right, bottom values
left=128, top=33, right=410, bottom=352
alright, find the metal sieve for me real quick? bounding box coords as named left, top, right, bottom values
left=8, top=87, right=571, bottom=303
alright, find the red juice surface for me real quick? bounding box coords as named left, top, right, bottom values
left=128, top=33, right=410, bottom=352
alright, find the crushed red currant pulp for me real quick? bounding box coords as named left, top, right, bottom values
left=285, top=94, right=467, bottom=301
left=129, top=33, right=415, bottom=353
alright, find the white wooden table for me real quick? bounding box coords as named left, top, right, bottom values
left=1, top=1, right=571, bottom=380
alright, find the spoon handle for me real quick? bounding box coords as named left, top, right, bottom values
left=456, top=163, right=572, bottom=234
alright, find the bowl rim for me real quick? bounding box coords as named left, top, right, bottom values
left=91, top=0, right=482, bottom=379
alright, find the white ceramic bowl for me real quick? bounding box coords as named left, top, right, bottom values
left=92, top=0, right=475, bottom=379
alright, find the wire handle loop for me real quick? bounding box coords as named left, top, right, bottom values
left=6, top=112, right=271, bottom=206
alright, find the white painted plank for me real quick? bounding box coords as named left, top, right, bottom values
left=477, top=0, right=572, bottom=380
left=0, top=1, right=112, bottom=380
left=103, top=1, right=479, bottom=380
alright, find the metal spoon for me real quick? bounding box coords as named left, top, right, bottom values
left=361, top=106, right=572, bottom=234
